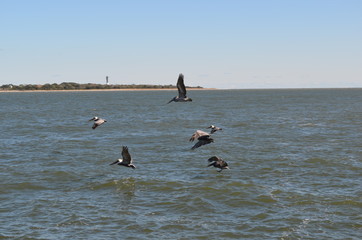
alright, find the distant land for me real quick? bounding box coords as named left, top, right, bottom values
left=0, top=82, right=203, bottom=91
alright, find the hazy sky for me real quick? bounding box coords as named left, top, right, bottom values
left=1, top=0, right=361, bottom=89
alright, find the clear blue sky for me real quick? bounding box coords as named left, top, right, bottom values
left=0, top=0, right=361, bottom=89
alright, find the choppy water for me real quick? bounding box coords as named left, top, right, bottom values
left=1, top=89, right=361, bottom=239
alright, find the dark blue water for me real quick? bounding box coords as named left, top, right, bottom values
left=1, top=89, right=361, bottom=239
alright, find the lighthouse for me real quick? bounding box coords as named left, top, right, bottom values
left=106, top=76, right=109, bottom=85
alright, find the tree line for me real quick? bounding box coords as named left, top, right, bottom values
left=1, top=82, right=202, bottom=91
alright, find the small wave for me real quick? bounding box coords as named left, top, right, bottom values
left=231, top=122, right=248, bottom=127
left=226, top=181, right=258, bottom=188
left=305, top=157, right=329, bottom=164
left=90, top=179, right=124, bottom=190
left=251, top=213, right=270, bottom=220
left=56, top=215, right=91, bottom=227
left=2, top=182, right=48, bottom=191
left=170, top=195, right=216, bottom=214
left=158, top=223, right=193, bottom=231
left=254, top=194, right=278, bottom=204
left=329, top=200, right=362, bottom=207
left=136, top=179, right=186, bottom=191
left=38, top=170, right=80, bottom=183
left=298, top=123, right=317, bottom=127
left=89, top=177, right=138, bottom=195
left=218, top=196, right=262, bottom=208
left=52, top=170, right=78, bottom=178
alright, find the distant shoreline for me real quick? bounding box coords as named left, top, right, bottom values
left=0, top=88, right=218, bottom=93
left=2, top=87, right=361, bottom=93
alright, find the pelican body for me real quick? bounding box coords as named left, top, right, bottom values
left=110, top=146, right=136, bottom=169
left=208, top=156, right=229, bottom=172
left=89, top=116, right=107, bottom=129
left=168, top=73, right=193, bottom=103
left=189, top=130, right=214, bottom=150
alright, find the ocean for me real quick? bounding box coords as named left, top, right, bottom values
left=1, top=89, right=361, bottom=239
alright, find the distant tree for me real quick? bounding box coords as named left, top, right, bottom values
left=1, top=84, right=13, bottom=90
left=1, top=82, right=202, bottom=91
left=41, top=84, right=52, bottom=90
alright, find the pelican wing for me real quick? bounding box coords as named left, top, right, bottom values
left=92, top=118, right=106, bottom=129
left=191, top=140, right=206, bottom=150
left=189, top=130, right=209, bottom=142
left=176, top=74, right=187, bottom=98
left=208, top=156, right=221, bottom=162
left=191, top=137, right=213, bottom=150
left=121, top=146, right=132, bottom=165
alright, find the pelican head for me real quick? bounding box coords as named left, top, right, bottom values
left=89, top=116, right=99, bottom=121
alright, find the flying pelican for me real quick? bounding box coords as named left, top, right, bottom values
left=89, top=116, right=107, bottom=129
left=167, top=73, right=193, bottom=103
left=110, top=146, right=136, bottom=169
left=207, top=125, right=223, bottom=134
left=207, top=156, right=229, bottom=172
left=189, top=130, right=214, bottom=150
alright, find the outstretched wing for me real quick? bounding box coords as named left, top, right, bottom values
left=177, top=73, right=187, bottom=98
left=191, top=140, right=206, bottom=150
left=121, top=146, right=132, bottom=164
left=208, top=156, right=221, bottom=162
left=189, top=130, right=209, bottom=142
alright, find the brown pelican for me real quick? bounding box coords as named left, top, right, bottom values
left=207, top=125, right=222, bottom=134
left=207, top=156, right=229, bottom=172
left=110, top=146, right=136, bottom=169
left=167, top=73, right=193, bottom=103
left=89, top=116, right=107, bottom=129
left=189, top=130, right=214, bottom=150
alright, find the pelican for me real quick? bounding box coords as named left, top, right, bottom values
left=207, top=125, right=222, bottom=134
left=110, top=146, right=136, bottom=169
left=207, top=156, right=229, bottom=172
left=189, top=130, right=214, bottom=150
left=89, top=116, right=107, bottom=129
left=167, top=73, right=193, bottom=103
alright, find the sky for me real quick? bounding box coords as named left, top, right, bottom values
left=0, top=0, right=361, bottom=89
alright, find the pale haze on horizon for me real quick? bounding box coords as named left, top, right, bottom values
left=0, top=0, right=361, bottom=89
